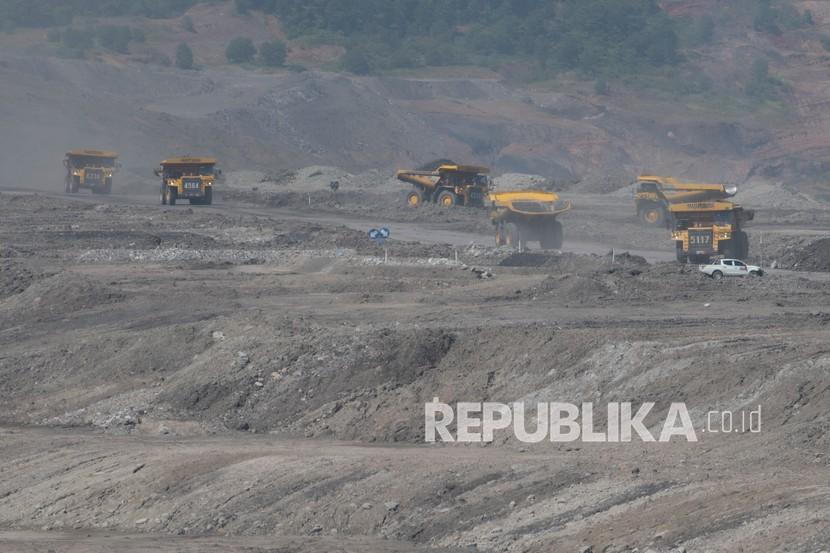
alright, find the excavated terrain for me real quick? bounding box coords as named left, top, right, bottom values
left=0, top=188, right=828, bottom=553
left=3, top=4, right=830, bottom=551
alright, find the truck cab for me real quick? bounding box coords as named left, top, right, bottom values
left=155, top=157, right=220, bottom=206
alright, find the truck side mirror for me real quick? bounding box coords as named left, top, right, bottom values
left=153, top=168, right=162, bottom=177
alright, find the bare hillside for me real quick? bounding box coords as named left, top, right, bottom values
left=0, top=52, right=780, bottom=193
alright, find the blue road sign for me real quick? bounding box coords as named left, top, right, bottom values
left=369, top=227, right=391, bottom=244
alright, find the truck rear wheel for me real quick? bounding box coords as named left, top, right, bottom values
left=204, top=187, right=213, bottom=205
left=735, top=231, right=749, bottom=259
left=724, top=231, right=748, bottom=259
left=539, top=220, right=563, bottom=250
left=437, top=190, right=457, bottom=208
left=406, top=189, right=423, bottom=207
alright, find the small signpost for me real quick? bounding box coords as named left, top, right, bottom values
left=368, top=227, right=391, bottom=263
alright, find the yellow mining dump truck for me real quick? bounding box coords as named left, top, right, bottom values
left=64, top=149, right=119, bottom=194
left=154, top=157, right=220, bottom=206
left=395, top=164, right=491, bottom=207
left=670, top=201, right=754, bottom=263
left=635, top=175, right=737, bottom=226
left=490, top=190, right=571, bottom=250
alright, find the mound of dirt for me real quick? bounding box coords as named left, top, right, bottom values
left=778, top=237, right=830, bottom=272
left=738, top=180, right=819, bottom=210
left=499, top=251, right=648, bottom=270
left=269, top=223, right=369, bottom=250
left=492, top=172, right=549, bottom=191
left=417, top=158, right=456, bottom=171
left=0, top=272, right=125, bottom=321
left=0, top=260, right=42, bottom=299
left=154, top=326, right=458, bottom=440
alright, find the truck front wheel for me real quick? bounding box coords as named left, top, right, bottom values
left=675, top=242, right=687, bottom=264
left=437, top=190, right=457, bottom=208
left=495, top=223, right=506, bottom=246
left=638, top=203, right=665, bottom=226
left=406, top=189, right=423, bottom=207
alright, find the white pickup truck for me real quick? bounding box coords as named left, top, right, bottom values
left=699, top=259, right=764, bottom=279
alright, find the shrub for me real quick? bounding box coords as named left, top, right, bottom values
left=745, top=58, right=783, bottom=100
left=61, top=28, right=93, bottom=50
left=226, top=37, right=255, bottom=63
left=259, top=40, right=287, bottom=67
left=341, top=48, right=371, bottom=74
left=176, top=42, right=194, bottom=69
left=96, top=24, right=131, bottom=53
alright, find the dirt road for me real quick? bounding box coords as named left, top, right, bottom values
left=0, top=187, right=681, bottom=262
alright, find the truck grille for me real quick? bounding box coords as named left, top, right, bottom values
left=181, top=179, right=202, bottom=196
left=85, top=169, right=102, bottom=182
left=688, top=229, right=713, bottom=251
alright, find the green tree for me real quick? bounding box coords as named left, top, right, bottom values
left=181, top=15, right=195, bottom=32
left=690, top=14, right=714, bottom=45
left=96, top=24, right=131, bottom=53
left=259, top=40, right=287, bottom=67
left=131, top=27, right=146, bottom=43
left=62, top=28, right=94, bottom=51
left=753, top=0, right=780, bottom=34
left=746, top=58, right=780, bottom=100
left=176, top=42, right=194, bottom=69
left=226, top=37, right=255, bottom=63
left=341, top=48, right=371, bottom=74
